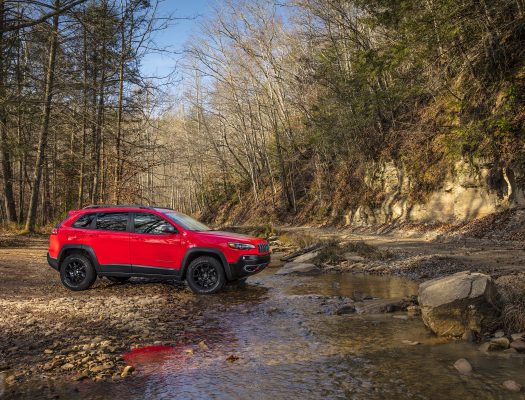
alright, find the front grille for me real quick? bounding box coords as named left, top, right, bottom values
left=257, top=243, right=270, bottom=253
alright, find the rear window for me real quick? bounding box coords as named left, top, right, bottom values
left=72, top=213, right=96, bottom=229
left=96, top=213, right=129, bottom=232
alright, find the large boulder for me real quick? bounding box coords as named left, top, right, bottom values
left=418, top=271, right=499, bottom=338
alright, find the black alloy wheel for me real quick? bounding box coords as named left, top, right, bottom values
left=186, top=256, right=226, bottom=294
left=64, top=259, right=87, bottom=285
left=60, top=253, right=96, bottom=291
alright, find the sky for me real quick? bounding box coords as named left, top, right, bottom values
left=140, top=0, right=213, bottom=80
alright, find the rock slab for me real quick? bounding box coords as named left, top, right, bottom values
left=276, top=263, right=321, bottom=276
left=418, top=271, right=499, bottom=337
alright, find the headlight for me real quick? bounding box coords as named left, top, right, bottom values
left=228, top=242, right=255, bottom=250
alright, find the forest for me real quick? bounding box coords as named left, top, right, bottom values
left=1, top=0, right=525, bottom=230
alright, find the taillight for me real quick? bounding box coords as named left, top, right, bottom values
left=51, top=228, right=58, bottom=235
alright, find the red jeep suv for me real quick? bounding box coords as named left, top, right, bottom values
left=47, top=205, right=270, bottom=294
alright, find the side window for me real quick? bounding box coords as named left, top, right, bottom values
left=134, top=212, right=174, bottom=234
left=96, top=213, right=129, bottom=232
left=72, top=213, right=96, bottom=229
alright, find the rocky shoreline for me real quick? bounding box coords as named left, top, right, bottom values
left=271, top=234, right=525, bottom=393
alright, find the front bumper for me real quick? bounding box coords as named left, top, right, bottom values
left=47, top=252, right=59, bottom=271
left=228, top=253, right=270, bottom=279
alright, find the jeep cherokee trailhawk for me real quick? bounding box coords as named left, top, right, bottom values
left=47, top=205, right=270, bottom=294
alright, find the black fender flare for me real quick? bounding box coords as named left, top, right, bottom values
left=181, top=247, right=232, bottom=280
left=57, top=244, right=101, bottom=273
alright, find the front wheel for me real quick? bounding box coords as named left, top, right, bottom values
left=186, top=256, right=226, bottom=294
left=60, top=253, right=96, bottom=291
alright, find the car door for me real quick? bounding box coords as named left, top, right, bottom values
left=130, top=212, right=182, bottom=273
left=82, top=212, right=131, bottom=273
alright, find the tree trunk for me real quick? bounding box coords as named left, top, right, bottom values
left=0, top=0, right=17, bottom=223
left=114, top=20, right=125, bottom=203
left=25, top=0, right=60, bottom=231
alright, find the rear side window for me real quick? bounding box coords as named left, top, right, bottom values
left=72, top=213, right=96, bottom=229
left=134, top=212, right=174, bottom=234
left=96, top=213, right=129, bottom=232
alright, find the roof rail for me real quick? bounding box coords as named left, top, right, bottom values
left=82, top=204, right=155, bottom=210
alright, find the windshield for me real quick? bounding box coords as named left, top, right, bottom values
left=164, top=212, right=210, bottom=232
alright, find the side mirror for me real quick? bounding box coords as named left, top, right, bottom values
left=163, top=225, right=177, bottom=234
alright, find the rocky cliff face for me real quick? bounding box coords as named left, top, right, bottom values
left=345, top=160, right=525, bottom=225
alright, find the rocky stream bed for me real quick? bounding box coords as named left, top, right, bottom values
left=1, top=230, right=525, bottom=399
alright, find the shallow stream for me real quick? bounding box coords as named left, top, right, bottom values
left=76, top=270, right=525, bottom=399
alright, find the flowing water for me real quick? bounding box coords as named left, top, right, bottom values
left=74, top=269, right=525, bottom=399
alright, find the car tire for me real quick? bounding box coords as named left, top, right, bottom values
left=106, top=276, right=130, bottom=284
left=186, top=256, right=226, bottom=294
left=60, top=253, right=97, bottom=291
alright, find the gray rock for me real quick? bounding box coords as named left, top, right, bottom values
left=494, top=330, right=505, bottom=338
left=453, top=358, right=472, bottom=374
left=503, top=348, right=518, bottom=354
left=490, top=337, right=510, bottom=350
left=292, top=251, right=320, bottom=263
left=418, top=271, right=499, bottom=337
left=335, top=305, right=356, bottom=315
left=511, top=332, right=525, bottom=341
left=478, top=342, right=491, bottom=352
left=354, top=298, right=405, bottom=314
left=352, top=291, right=372, bottom=302
left=275, top=263, right=321, bottom=276
left=502, top=380, right=522, bottom=392
left=344, top=253, right=365, bottom=262
left=510, top=340, right=525, bottom=352
left=462, top=329, right=476, bottom=342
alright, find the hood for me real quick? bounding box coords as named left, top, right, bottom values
left=193, top=230, right=260, bottom=242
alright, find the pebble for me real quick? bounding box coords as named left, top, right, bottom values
left=198, top=341, right=209, bottom=351
left=502, top=380, right=522, bottom=392
left=494, top=330, right=505, bottom=338
left=406, top=305, right=420, bottom=316
left=510, top=340, right=525, bottom=352
left=121, top=365, right=134, bottom=378
left=89, top=363, right=113, bottom=373
left=402, top=340, right=420, bottom=346
left=490, top=337, right=510, bottom=350
left=478, top=342, right=491, bottom=352
left=462, top=330, right=475, bottom=342
left=335, top=305, right=356, bottom=315
left=453, top=358, right=472, bottom=374
left=61, top=363, right=74, bottom=371
left=503, top=348, right=518, bottom=354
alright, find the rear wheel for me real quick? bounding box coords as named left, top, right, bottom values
left=60, top=253, right=96, bottom=291
left=186, top=256, right=226, bottom=294
left=106, top=276, right=130, bottom=284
